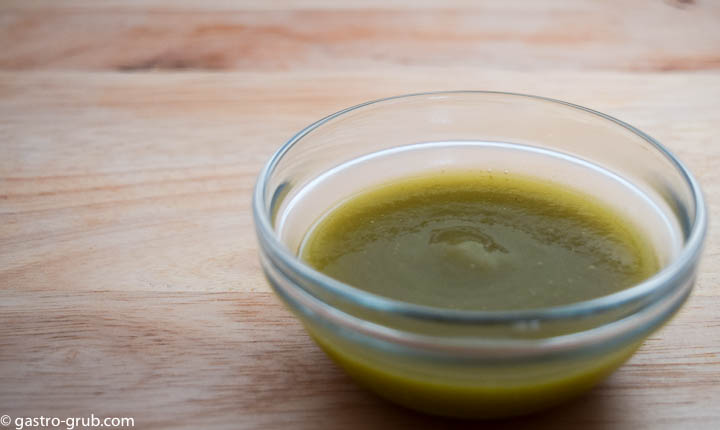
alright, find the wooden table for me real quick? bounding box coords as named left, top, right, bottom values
left=1, top=1, right=719, bottom=429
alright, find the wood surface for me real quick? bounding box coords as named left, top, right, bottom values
left=1, top=1, right=719, bottom=429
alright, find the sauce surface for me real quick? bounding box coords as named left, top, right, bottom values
left=301, top=171, right=658, bottom=310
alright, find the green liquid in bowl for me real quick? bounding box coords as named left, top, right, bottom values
left=297, top=171, right=661, bottom=418
left=312, top=331, right=643, bottom=419
left=302, top=171, right=658, bottom=310
left=256, top=93, right=703, bottom=418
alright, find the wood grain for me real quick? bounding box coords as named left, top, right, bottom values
left=1, top=69, right=719, bottom=429
left=1, top=0, right=720, bottom=72
left=1, top=1, right=720, bottom=428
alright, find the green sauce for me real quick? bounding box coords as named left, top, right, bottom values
left=301, top=171, right=658, bottom=310
left=311, top=333, right=642, bottom=419
left=296, top=170, right=661, bottom=418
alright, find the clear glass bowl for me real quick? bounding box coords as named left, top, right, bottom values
left=252, top=92, right=706, bottom=419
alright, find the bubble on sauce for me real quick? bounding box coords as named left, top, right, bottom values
left=429, top=226, right=511, bottom=270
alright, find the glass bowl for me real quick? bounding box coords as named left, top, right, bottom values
left=252, top=91, right=706, bottom=419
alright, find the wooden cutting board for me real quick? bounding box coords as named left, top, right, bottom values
left=1, top=1, right=719, bottom=429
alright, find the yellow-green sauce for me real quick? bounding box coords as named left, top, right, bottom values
left=298, top=171, right=660, bottom=418
left=302, top=171, right=658, bottom=310
left=311, top=332, right=642, bottom=419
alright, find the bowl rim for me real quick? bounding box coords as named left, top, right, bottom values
left=253, top=90, right=707, bottom=324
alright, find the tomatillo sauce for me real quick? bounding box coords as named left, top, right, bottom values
left=298, top=171, right=659, bottom=418
left=302, top=171, right=658, bottom=309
